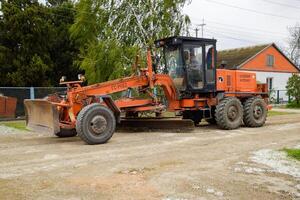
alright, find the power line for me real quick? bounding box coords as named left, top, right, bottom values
left=261, top=0, right=300, bottom=9
left=189, top=19, right=288, bottom=44
left=188, top=26, right=271, bottom=47
left=188, top=25, right=264, bottom=44
left=205, top=26, right=283, bottom=43
left=204, top=0, right=300, bottom=20
left=206, top=29, right=261, bottom=44
left=191, top=21, right=286, bottom=39
left=203, top=24, right=286, bottom=39
left=203, top=19, right=287, bottom=37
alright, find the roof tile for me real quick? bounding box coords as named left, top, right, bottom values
left=217, top=44, right=270, bottom=69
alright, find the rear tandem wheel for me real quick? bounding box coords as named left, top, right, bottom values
left=76, top=103, right=116, bottom=145
left=215, top=97, right=243, bottom=130
left=243, top=97, right=267, bottom=127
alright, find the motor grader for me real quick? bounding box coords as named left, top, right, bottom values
left=24, top=36, right=269, bottom=145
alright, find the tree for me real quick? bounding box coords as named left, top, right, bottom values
left=0, top=0, right=80, bottom=86
left=46, top=0, right=81, bottom=85
left=286, top=74, right=300, bottom=104
left=288, top=24, right=300, bottom=68
left=70, top=0, right=191, bottom=84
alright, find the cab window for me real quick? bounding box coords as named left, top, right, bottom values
left=184, top=46, right=203, bottom=89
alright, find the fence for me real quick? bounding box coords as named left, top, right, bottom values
left=269, top=90, right=291, bottom=104
left=0, top=87, right=66, bottom=116
left=0, top=87, right=291, bottom=117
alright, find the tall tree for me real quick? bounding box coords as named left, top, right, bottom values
left=0, top=0, right=80, bottom=86
left=70, top=0, right=191, bottom=84
left=288, top=24, right=300, bottom=68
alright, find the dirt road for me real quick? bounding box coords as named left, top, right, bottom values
left=0, top=114, right=299, bottom=200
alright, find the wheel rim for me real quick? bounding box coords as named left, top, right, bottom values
left=89, top=115, right=107, bottom=136
left=253, top=105, right=263, bottom=119
left=227, top=105, right=238, bottom=121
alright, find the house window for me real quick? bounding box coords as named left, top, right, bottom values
left=266, top=77, right=273, bottom=90
left=267, top=55, right=274, bottom=67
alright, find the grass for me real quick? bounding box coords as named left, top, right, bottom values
left=283, top=148, right=300, bottom=161
left=0, top=121, right=28, bottom=131
left=286, top=101, right=300, bottom=109
left=267, top=110, right=295, bottom=117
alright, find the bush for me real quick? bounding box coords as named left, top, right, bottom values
left=286, top=74, right=300, bottom=105
left=286, top=101, right=300, bottom=108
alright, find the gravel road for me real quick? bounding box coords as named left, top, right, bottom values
left=0, top=114, right=299, bottom=200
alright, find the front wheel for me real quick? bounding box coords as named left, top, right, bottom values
left=76, top=103, right=116, bottom=145
left=215, top=97, right=243, bottom=130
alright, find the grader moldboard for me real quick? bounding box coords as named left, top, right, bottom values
left=24, top=36, right=269, bottom=145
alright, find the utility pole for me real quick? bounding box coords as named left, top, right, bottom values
left=195, top=27, right=199, bottom=38
left=197, top=18, right=206, bottom=38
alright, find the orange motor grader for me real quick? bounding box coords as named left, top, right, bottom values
left=24, top=36, right=269, bottom=145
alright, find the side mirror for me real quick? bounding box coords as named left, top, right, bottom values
left=78, top=74, right=85, bottom=81
left=60, top=76, right=66, bottom=83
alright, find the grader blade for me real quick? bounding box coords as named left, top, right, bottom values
left=117, top=118, right=194, bottom=131
left=24, top=99, right=60, bottom=135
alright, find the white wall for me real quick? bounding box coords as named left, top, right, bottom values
left=243, top=71, right=293, bottom=102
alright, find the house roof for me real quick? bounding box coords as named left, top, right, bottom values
left=217, top=43, right=300, bottom=72
left=217, top=44, right=269, bottom=69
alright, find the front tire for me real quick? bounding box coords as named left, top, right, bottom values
left=215, top=97, right=243, bottom=130
left=243, top=97, right=267, bottom=127
left=76, top=103, right=116, bottom=145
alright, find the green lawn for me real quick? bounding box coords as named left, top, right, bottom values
left=267, top=110, right=295, bottom=117
left=283, top=148, right=300, bottom=161
left=0, top=121, right=28, bottom=131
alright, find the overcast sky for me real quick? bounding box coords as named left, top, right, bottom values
left=183, top=0, right=300, bottom=50
left=36, top=0, right=299, bottom=50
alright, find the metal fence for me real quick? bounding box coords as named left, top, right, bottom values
left=269, top=90, right=291, bottom=104
left=0, top=87, right=66, bottom=116
left=0, top=87, right=291, bottom=117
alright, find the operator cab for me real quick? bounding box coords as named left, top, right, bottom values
left=155, top=36, right=217, bottom=96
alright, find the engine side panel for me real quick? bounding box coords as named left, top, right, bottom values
left=216, top=69, right=257, bottom=93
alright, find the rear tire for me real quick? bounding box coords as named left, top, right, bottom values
left=76, top=103, right=116, bottom=145
left=55, top=128, right=77, bottom=137
left=243, top=97, right=267, bottom=127
left=215, top=97, right=243, bottom=130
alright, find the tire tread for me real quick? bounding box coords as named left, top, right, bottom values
left=215, top=97, right=243, bottom=130
left=76, top=103, right=115, bottom=145
left=243, top=97, right=267, bottom=127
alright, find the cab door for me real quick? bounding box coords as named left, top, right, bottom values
left=205, top=44, right=216, bottom=92
left=183, top=45, right=204, bottom=90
